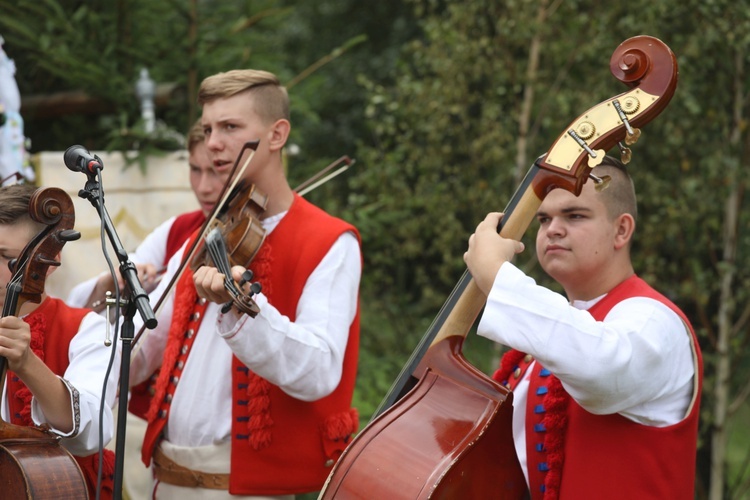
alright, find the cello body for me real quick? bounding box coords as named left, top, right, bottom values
left=0, top=430, right=88, bottom=499
left=322, top=337, right=526, bottom=499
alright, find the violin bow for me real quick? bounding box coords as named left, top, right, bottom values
left=294, top=156, right=354, bottom=196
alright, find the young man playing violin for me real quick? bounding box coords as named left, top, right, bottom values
left=464, top=157, right=702, bottom=499
left=0, top=183, right=119, bottom=499
left=131, top=69, right=362, bottom=499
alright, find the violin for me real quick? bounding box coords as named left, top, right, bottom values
left=190, top=178, right=268, bottom=316
left=320, top=35, right=679, bottom=499
left=0, top=187, right=90, bottom=499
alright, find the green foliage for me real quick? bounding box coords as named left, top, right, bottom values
left=3, top=0, right=750, bottom=496
left=341, top=0, right=750, bottom=496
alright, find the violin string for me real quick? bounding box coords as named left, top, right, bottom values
left=205, top=229, right=240, bottom=298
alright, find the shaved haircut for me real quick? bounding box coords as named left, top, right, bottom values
left=592, top=156, right=638, bottom=223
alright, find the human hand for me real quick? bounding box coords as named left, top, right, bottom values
left=90, top=263, right=160, bottom=311
left=193, top=265, right=249, bottom=304
left=0, top=316, right=32, bottom=373
left=464, top=212, right=525, bottom=295
left=133, top=263, right=160, bottom=293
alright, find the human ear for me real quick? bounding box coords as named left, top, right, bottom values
left=267, top=119, right=290, bottom=153
left=613, top=213, right=635, bottom=250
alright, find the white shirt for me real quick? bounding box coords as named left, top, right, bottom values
left=477, top=262, right=696, bottom=483
left=1, top=307, right=120, bottom=456
left=131, top=211, right=361, bottom=447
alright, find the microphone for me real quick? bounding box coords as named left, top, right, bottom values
left=64, top=145, right=104, bottom=175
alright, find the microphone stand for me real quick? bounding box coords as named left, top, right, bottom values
left=76, top=168, right=158, bottom=500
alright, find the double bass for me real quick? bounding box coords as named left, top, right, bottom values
left=320, top=35, right=678, bottom=498
left=0, top=187, right=89, bottom=498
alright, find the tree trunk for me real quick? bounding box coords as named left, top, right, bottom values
left=709, top=47, right=745, bottom=500
left=513, top=0, right=546, bottom=185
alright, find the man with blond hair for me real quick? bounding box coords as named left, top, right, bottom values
left=132, top=69, right=362, bottom=499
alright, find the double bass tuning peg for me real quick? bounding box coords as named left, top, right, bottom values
left=589, top=173, right=612, bottom=192
left=617, top=142, right=632, bottom=165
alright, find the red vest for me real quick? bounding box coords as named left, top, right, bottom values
left=5, top=297, right=115, bottom=500
left=164, top=210, right=206, bottom=265
left=128, top=209, right=206, bottom=419
left=495, top=276, right=702, bottom=500
left=142, top=194, right=361, bottom=495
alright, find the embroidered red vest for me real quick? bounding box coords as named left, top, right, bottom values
left=164, top=210, right=206, bottom=263
left=142, top=194, right=361, bottom=495
left=5, top=297, right=115, bottom=500
left=494, top=275, right=702, bottom=500
left=128, top=209, right=206, bottom=419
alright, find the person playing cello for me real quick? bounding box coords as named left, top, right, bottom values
left=464, top=157, right=702, bottom=499
left=0, top=183, right=119, bottom=498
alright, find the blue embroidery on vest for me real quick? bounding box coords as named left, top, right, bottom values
left=539, top=368, right=551, bottom=377
left=538, top=462, right=549, bottom=472
left=536, top=386, right=548, bottom=396
left=534, top=423, right=546, bottom=432
left=536, top=443, right=545, bottom=452
left=534, top=404, right=545, bottom=414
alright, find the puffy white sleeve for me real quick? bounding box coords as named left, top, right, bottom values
left=31, top=311, right=121, bottom=455
left=217, top=231, right=361, bottom=401
left=478, top=262, right=696, bottom=426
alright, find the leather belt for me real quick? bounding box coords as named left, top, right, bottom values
left=153, top=445, right=230, bottom=490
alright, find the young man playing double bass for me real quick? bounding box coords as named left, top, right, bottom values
left=0, top=183, right=118, bottom=499
left=131, top=69, right=362, bottom=498
left=464, top=157, right=702, bottom=499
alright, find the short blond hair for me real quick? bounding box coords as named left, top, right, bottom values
left=198, top=69, right=289, bottom=124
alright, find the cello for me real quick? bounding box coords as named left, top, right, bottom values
left=0, top=187, right=90, bottom=498
left=320, top=35, right=678, bottom=498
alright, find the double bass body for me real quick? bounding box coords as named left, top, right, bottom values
left=322, top=336, right=526, bottom=499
